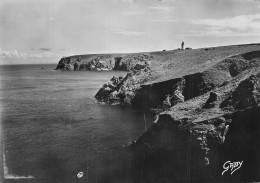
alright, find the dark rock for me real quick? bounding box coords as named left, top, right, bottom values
left=55, top=57, right=73, bottom=70
left=170, top=90, right=184, bottom=106
left=162, top=94, right=171, bottom=109
left=203, top=92, right=218, bottom=108
left=220, top=72, right=260, bottom=110
left=183, top=73, right=215, bottom=101
left=74, top=60, right=80, bottom=71
left=134, top=63, right=146, bottom=70
left=132, top=77, right=185, bottom=108
left=114, top=57, right=123, bottom=70
left=65, top=63, right=73, bottom=71
left=219, top=80, right=229, bottom=87
left=213, top=117, right=226, bottom=126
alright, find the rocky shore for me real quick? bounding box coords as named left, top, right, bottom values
left=56, top=44, right=260, bottom=182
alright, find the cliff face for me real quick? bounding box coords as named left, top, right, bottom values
left=94, top=45, right=260, bottom=182
left=128, top=66, right=260, bottom=181
left=129, top=105, right=260, bottom=182
left=55, top=54, right=153, bottom=71
left=96, top=49, right=260, bottom=109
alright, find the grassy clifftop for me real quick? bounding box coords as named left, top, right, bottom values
left=55, top=44, right=260, bottom=78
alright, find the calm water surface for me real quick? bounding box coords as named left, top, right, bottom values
left=0, top=64, right=151, bottom=183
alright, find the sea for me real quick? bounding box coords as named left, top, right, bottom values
left=0, top=64, right=153, bottom=183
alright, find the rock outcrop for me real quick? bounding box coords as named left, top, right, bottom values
left=95, top=67, right=152, bottom=105
left=55, top=54, right=153, bottom=71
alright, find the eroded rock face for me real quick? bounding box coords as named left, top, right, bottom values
left=55, top=57, right=75, bottom=71
left=78, top=56, right=115, bottom=71
left=132, top=78, right=185, bottom=108
left=221, top=72, right=260, bottom=110
left=55, top=54, right=154, bottom=71
left=95, top=68, right=152, bottom=105
left=129, top=69, right=260, bottom=182
left=96, top=51, right=260, bottom=110
left=120, top=51, right=260, bottom=182
left=203, top=92, right=218, bottom=108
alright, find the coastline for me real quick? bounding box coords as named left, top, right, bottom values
left=43, top=43, right=260, bottom=181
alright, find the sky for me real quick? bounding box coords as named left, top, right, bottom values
left=0, top=0, right=260, bottom=64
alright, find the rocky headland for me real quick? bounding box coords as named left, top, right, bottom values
left=56, top=44, right=260, bottom=182
left=55, top=53, right=153, bottom=71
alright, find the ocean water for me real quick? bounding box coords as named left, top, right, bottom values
left=0, top=64, right=152, bottom=183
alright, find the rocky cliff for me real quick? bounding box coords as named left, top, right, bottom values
left=95, top=44, right=260, bottom=182
left=95, top=45, right=260, bottom=108
left=129, top=67, right=260, bottom=182
left=56, top=44, right=260, bottom=182
left=55, top=54, right=154, bottom=71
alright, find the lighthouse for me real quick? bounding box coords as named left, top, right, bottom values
left=181, top=41, right=184, bottom=50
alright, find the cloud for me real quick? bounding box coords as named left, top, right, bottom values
left=157, top=0, right=176, bottom=2
left=122, top=0, right=133, bottom=3
left=0, top=49, right=22, bottom=58
left=152, top=15, right=177, bottom=22
left=113, top=0, right=133, bottom=3
left=193, top=14, right=260, bottom=31
left=39, top=48, right=51, bottom=51
left=190, top=14, right=260, bottom=37
left=111, top=29, right=145, bottom=36
left=114, top=0, right=175, bottom=4
left=148, top=6, right=173, bottom=11
left=0, top=49, right=60, bottom=58
left=176, top=29, right=260, bottom=38
left=123, top=11, right=143, bottom=16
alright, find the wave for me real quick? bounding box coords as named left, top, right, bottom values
left=4, top=174, right=35, bottom=179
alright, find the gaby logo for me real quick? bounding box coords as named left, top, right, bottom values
left=222, top=161, right=243, bottom=176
